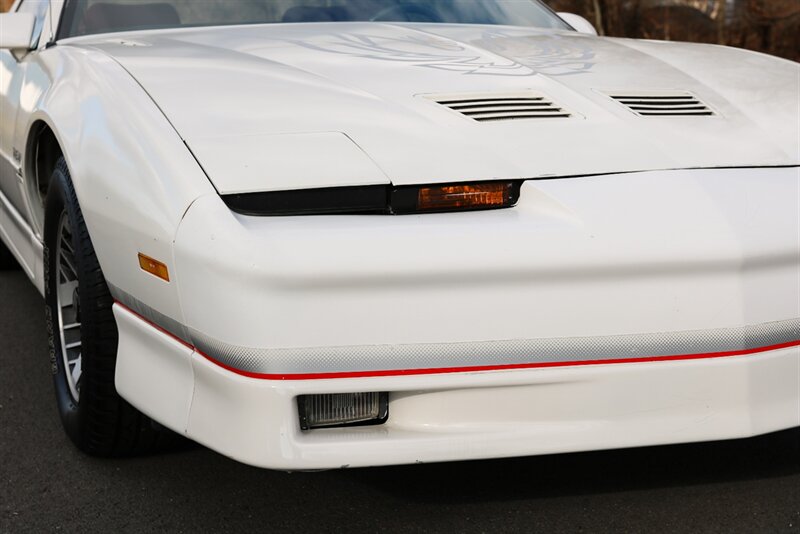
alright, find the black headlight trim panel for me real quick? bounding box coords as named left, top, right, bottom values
left=223, top=185, right=390, bottom=216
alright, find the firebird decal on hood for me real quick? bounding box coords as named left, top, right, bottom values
left=286, top=28, right=596, bottom=77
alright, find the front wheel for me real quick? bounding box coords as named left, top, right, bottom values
left=44, top=157, right=179, bottom=456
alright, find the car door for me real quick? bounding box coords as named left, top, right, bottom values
left=0, top=0, right=55, bottom=276
left=0, top=0, right=50, bottom=225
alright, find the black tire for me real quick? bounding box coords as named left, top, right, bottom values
left=0, top=237, right=19, bottom=270
left=44, top=157, right=179, bottom=456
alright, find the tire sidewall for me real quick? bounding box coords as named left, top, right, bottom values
left=44, top=162, right=84, bottom=445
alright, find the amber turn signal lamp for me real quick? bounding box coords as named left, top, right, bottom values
left=415, top=182, right=518, bottom=212
left=138, top=253, right=170, bottom=282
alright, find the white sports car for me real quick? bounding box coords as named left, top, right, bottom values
left=0, top=0, right=798, bottom=470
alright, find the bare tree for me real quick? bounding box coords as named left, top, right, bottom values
left=544, top=0, right=799, bottom=61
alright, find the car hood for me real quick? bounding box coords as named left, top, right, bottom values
left=80, top=23, right=799, bottom=193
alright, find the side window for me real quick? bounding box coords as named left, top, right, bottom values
left=16, top=0, right=51, bottom=49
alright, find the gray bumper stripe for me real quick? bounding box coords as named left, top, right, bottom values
left=110, top=284, right=192, bottom=343
left=189, top=319, right=800, bottom=375
left=111, top=285, right=799, bottom=375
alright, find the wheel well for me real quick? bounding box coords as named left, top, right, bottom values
left=27, top=122, right=63, bottom=207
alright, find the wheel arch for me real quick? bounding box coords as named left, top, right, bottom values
left=24, top=118, right=64, bottom=234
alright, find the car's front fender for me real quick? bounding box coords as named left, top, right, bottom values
left=24, top=44, right=215, bottom=323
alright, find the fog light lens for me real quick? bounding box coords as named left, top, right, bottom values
left=298, top=392, right=389, bottom=430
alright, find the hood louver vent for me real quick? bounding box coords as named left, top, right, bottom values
left=434, top=93, right=571, bottom=122
left=609, top=92, right=715, bottom=117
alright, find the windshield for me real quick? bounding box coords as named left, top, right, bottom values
left=59, top=0, right=569, bottom=38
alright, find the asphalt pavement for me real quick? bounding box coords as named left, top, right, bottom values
left=1, top=268, right=799, bottom=533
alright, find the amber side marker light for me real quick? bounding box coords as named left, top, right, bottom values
left=138, top=253, right=170, bottom=282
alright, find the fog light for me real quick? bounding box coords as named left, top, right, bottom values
left=298, top=392, right=389, bottom=430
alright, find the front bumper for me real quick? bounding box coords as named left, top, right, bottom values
left=112, top=166, right=799, bottom=469
left=114, top=303, right=800, bottom=470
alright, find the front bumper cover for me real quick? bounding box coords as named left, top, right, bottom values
left=111, top=166, right=799, bottom=469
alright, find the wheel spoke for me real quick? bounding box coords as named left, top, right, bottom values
left=56, top=213, right=82, bottom=404
left=60, top=236, right=74, bottom=255
left=58, top=280, right=78, bottom=313
left=59, top=252, right=78, bottom=281
left=70, top=356, right=82, bottom=385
